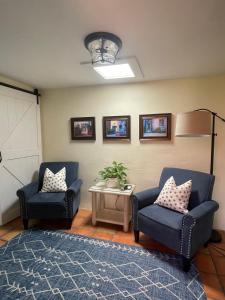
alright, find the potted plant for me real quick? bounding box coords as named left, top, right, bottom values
left=99, top=161, right=128, bottom=189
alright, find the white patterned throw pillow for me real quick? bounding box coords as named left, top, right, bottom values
left=154, top=176, right=192, bottom=214
left=41, top=167, right=67, bottom=192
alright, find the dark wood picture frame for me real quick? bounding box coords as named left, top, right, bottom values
left=103, top=115, right=131, bottom=140
left=71, top=117, right=96, bottom=140
left=139, top=113, right=171, bottom=140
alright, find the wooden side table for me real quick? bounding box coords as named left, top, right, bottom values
left=89, top=185, right=135, bottom=232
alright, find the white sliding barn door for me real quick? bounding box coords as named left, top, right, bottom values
left=0, top=86, right=42, bottom=225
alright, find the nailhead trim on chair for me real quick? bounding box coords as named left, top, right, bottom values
left=180, top=215, right=196, bottom=258
left=65, top=195, right=73, bottom=218
left=65, top=198, right=70, bottom=218
left=186, top=220, right=196, bottom=258
left=180, top=216, right=186, bottom=255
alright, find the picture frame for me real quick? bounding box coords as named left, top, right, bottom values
left=71, top=117, right=96, bottom=140
left=103, top=115, right=131, bottom=140
left=139, top=113, right=171, bottom=140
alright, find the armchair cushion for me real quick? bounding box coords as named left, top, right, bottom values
left=27, top=192, right=66, bottom=219
left=132, top=187, right=160, bottom=229
left=139, top=204, right=183, bottom=231
left=138, top=204, right=183, bottom=252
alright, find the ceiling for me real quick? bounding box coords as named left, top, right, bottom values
left=0, top=0, right=225, bottom=88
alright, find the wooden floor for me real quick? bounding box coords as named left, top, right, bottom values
left=0, top=208, right=225, bottom=300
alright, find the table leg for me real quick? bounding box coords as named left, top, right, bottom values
left=92, top=192, right=97, bottom=226
left=100, top=193, right=105, bottom=212
left=123, top=195, right=129, bottom=232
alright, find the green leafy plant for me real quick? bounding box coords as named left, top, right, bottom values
left=99, top=161, right=128, bottom=188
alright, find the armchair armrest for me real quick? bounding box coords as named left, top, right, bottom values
left=17, top=181, right=39, bottom=220
left=66, top=179, right=83, bottom=198
left=132, top=187, right=160, bottom=230
left=65, top=179, right=82, bottom=219
left=181, top=200, right=219, bottom=258
left=132, top=187, right=160, bottom=210
left=17, top=181, right=39, bottom=201
left=187, top=200, right=219, bottom=223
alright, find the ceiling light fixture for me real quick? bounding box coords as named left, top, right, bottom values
left=84, top=32, right=122, bottom=65
left=93, top=63, right=135, bottom=79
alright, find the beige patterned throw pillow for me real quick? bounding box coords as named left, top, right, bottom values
left=154, top=176, right=192, bottom=214
left=41, top=167, right=67, bottom=192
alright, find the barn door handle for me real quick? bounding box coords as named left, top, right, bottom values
left=0, top=151, right=2, bottom=163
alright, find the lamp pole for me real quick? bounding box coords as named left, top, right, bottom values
left=210, top=113, right=216, bottom=175
left=196, top=109, right=225, bottom=243
left=195, top=109, right=225, bottom=174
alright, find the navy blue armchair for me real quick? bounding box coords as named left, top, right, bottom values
left=132, top=167, right=219, bottom=271
left=17, top=162, right=82, bottom=230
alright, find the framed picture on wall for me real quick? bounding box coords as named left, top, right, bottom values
left=103, top=115, right=131, bottom=140
left=139, top=113, right=171, bottom=140
left=71, top=117, right=96, bottom=140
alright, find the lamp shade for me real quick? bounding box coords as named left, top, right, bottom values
left=175, top=111, right=212, bottom=137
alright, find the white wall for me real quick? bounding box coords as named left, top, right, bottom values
left=41, top=76, right=225, bottom=230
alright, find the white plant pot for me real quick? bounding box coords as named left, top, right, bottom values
left=106, top=178, right=118, bottom=188
left=95, top=180, right=106, bottom=188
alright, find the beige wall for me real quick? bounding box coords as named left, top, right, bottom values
left=41, top=76, right=225, bottom=230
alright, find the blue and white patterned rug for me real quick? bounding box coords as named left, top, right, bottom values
left=0, top=229, right=206, bottom=300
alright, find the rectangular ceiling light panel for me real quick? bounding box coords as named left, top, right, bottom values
left=93, top=63, right=135, bottom=79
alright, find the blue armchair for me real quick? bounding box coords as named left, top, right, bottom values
left=132, top=167, right=219, bottom=271
left=17, top=162, right=82, bottom=230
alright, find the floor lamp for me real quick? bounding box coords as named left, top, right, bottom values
left=175, top=108, right=225, bottom=243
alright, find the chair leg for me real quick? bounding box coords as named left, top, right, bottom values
left=182, top=256, right=191, bottom=272
left=23, top=219, right=28, bottom=230
left=134, top=230, right=139, bottom=243
left=66, top=218, right=73, bottom=229
left=204, top=240, right=209, bottom=248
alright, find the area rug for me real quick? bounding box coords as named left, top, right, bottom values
left=0, top=229, right=206, bottom=300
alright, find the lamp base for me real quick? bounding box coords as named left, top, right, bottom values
left=209, top=229, right=222, bottom=243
